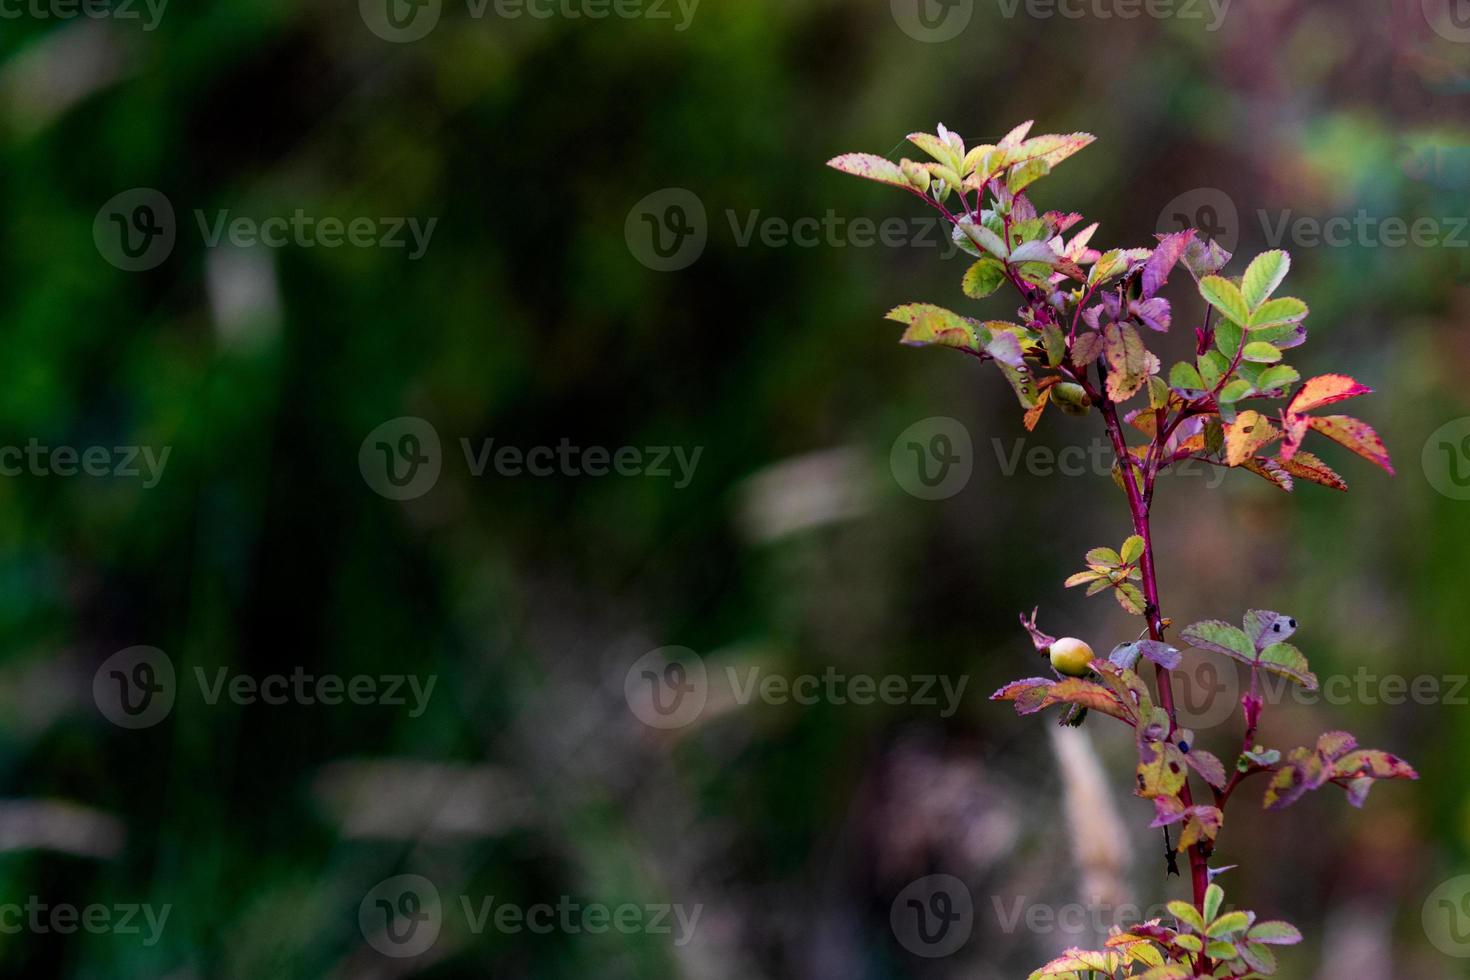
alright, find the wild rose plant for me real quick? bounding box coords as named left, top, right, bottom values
left=830, top=122, right=1418, bottom=978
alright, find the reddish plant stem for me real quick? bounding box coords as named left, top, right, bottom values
left=1095, top=370, right=1213, bottom=919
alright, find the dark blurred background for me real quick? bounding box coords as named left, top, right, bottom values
left=1, top=0, right=1468, bottom=976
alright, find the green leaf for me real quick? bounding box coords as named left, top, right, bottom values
left=1041, top=321, right=1065, bottom=366
left=1197, top=351, right=1230, bottom=388
left=1257, top=641, right=1317, bottom=689
left=1148, top=375, right=1171, bottom=410
left=1180, top=620, right=1255, bottom=660
left=1203, top=884, right=1225, bottom=922
left=1248, top=921, right=1302, bottom=946
left=960, top=221, right=1008, bottom=258
left=962, top=257, right=1007, bottom=298
left=1007, top=157, right=1051, bottom=194
left=1241, top=250, right=1290, bottom=309
left=1242, top=341, right=1282, bottom=363
left=1115, top=583, right=1146, bottom=615
left=1120, top=535, right=1145, bottom=564
left=1088, top=249, right=1128, bottom=286
left=1199, top=275, right=1250, bottom=326
left=1249, top=296, right=1308, bottom=329
left=907, top=131, right=960, bottom=170
left=1207, top=911, right=1251, bottom=937
left=1219, top=379, right=1253, bottom=403
left=1168, top=901, right=1205, bottom=934
left=1254, top=364, right=1300, bottom=392
left=887, top=304, right=981, bottom=351
left=1169, top=361, right=1205, bottom=392
left=1215, top=319, right=1243, bottom=357
left=1205, top=940, right=1239, bottom=960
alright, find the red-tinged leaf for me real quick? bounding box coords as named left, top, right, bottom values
left=1019, top=608, right=1057, bottom=652
left=1184, top=747, right=1228, bottom=790
left=999, top=119, right=1034, bottom=147
left=1278, top=412, right=1310, bottom=461
left=1021, top=678, right=1132, bottom=722
left=1022, top=386, right=1050, bottom=431
left=1280, top=451, right=1347, bottom=491
left=991, top=677, right=1055, bottom=702
left=1180, top=620, right=1255, bottom=660
left=1316, top=730, right=1358, bottom=761
left=1015, top=131, right=1097, bottom=167
left=1333, top=749, right=1418, bottom=782
left=1308, top=415, right=1395, bottom=475
left=1143, top=229, right=1196, bottom=299
left=1029, top=949, right=1121, bottom=978
left=1150, top=795, right=1188, bottom=827
left=1072, top=331, right=1104, bottom=365
left=1137, top=740, right=1189, bottom=799
left=827, top=153, right=911, bottom=189
left=1288, top=374, right=1373, bottom=415
left=1103, top=322, right=1148, bottom=402
left=1239, top=456, right=1294, bottom=492
left=1091, top=661, right=1152, bottom=722
left=1225, top=411, right=1282, bottom=466
left=1178, top=806, right=1223, bottom=850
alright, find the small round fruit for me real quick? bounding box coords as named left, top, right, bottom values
left=1052, top=382, right=1092, bottom=417
left=1049, top=637, right=1094, bottom=677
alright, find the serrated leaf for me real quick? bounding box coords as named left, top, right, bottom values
left=1119, top=535, right=1145, bottom=564
left=1137, top=741, right=1188, bottom=799
left=1280, top=451, right=1347, bottom=491
left=1089, top=249, right=1128, bottom=286
left=1199, top=276, right=1250, bottom=326
left=1065, top=570, right=1106, bottom=587
left=1185, top=748, right=1228, bottom=790
left=1257, top=642, right=1317, bottom=689
left=1242, top=610, right=1297, bottom=648
left=827, top=153, right=911, bottom=189
left=1142, top=229, right=1196, bottom=299
left=1307, top=414, right=1394, bottom=475
left=1254, top=364, right=1300, bottom=392
left=1104, top=322, right=1148, bottom=401
left=1041, top=321, right=1065, bottom=366
left=1248, top=921, right=1302, bottom=946
left=1179, top=806, right=1223, bottom=851
left=1181, top=620, right=1255, bottom=660
left=1207, top=911, right=1252, bottom=937
left=1028, top=949, right=1120, bottom=979
left=1072, top=331, right=1104, bottom=365
left=960, top=220, right=1009, bottom=258
left=1181, top=237, right=1232, bottom=281
left=1169, top=361, right=1205, bottom=392
left=1215, top=318, right=1243, bottom=358
left=1288, top=374, right=1373, bottom=414
left=1008, top=157, right=1050, bottom=194
left=1239, top=941, right=1278, bottom=973
left=1135, top=640, right=1181, bottom=669
left=1241, top=341, right=1281, bottom=363
left=962, top=257, right=1007, bottom=298
left=1168, top=901, right=1205, bottom=934
left=1014, top=131, right=1096, bottom=167
left=1240, top=250, right=1290, bottom=309
left=1205, top=939, right=1240, bottom=960
left=1249, top=296, right=1308, bottom=329
left=1225, top=411, right=1281, bottom=466
left=887, top=304, right=982, bottom=351
left=1197, top=350, right=1230, bottom=388
left=1115, top=582, right=1146, bottom=615
left=907, top=132, right=960, bottom=171
left=1203, top=884, right=1224, bottom=921
left=1240, top=456, right=1294, bottom=492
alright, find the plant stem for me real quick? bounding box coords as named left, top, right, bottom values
left=1096, top=373, right=1213, bottom=917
